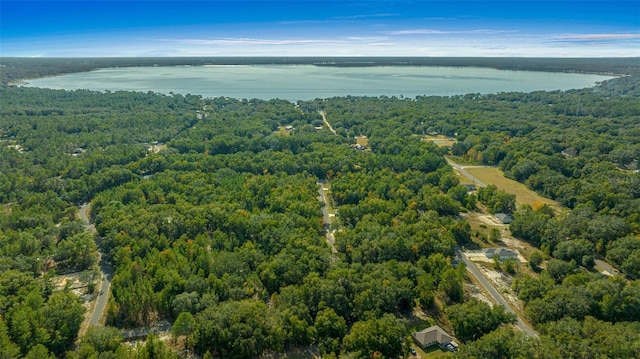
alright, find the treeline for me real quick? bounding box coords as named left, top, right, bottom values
left=0, top=73, right=639, bottom=358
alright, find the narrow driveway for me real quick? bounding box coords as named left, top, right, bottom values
left=458, top=249, right=538, bottom=338
left=317, top=181, right=337, bottom=253
left=79, top=203, right=113, bottom=327
left=445, top=157, right=487, bottom=188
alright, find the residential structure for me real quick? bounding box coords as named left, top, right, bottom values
left=483, top=247, right=518, bottom=261
left=494, top=213, right=513, bottom=224
left=413, top=325, right=452, bottom=349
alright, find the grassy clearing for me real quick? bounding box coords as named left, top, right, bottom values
left=464, top=167, right=563, bottom=212
left=416, top=345, right=451, bottom=358
left=355, top=135, right=369, bottom=146
left=453, top=170, right=475, bottom=185
left=274, top=125, right=292, bottom=136
left=421, top=135, right=456, bottom=148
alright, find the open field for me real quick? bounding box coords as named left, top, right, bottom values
left=453, top=170, right=475, bottom=185
left=421, top=135, right=456, bottom=148
left=464, top=167, right=563, bottom=211
left=355, top=135, right=369, bottom=146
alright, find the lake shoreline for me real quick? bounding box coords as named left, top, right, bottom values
left=3, top=57, right=638, bottom=87
left=22, top=64, right=617, bottom=102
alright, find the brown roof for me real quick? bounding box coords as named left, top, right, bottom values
left=413, top=325, right=452, bottom=347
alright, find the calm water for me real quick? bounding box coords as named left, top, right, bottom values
left=25, top=65, right=614, bottom=101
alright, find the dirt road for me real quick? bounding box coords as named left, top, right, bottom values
left=319, top=110, right=337, bottom=135
left=317, top=181, right=338, bottom=253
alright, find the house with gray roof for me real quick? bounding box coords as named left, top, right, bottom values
left=413, top=325, right=452, bottom=349
left=494, top=213, right=514, bottom=224
left=483, top=247, right=518, bottom=261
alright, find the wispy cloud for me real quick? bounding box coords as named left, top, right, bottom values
left=383, top=29, right=517, bottom=35
left=548, top=33, right=640, bottom=47
left=553, top=33, right=640, bottom=41
left=345, top=36, right=390, bottom=41
left=331, top=13, right=397, bottom=20
left=166, top=38, right=345, bottom=46
left=277, top=13, right=396, bottom=25
left=366, top=42, right=397, bottom=47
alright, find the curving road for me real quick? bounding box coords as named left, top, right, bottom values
left=457, top=249, right=538, bottom=338
left=79, top=203, right=113, bottom=327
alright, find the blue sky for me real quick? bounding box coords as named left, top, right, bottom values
left=1, top=0, right=639, bottom=57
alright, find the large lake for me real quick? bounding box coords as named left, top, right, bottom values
left=25, top=65, right=615, bottom=101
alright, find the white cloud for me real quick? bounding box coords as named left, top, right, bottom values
left=554, top=33, right=640, bottom=40
left=165, top=38, right=346, bottom=46
left=383, top=29, right=517, bottom=36
left=330, top=13, right=397, bottom=20
left=366, top=42, right=397, bottom=47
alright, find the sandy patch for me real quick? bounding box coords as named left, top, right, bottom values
left=148, top=144, right=167, bottom=153
left=478, top=213, right=509, bottom=227
left=476, top=264, right=523, bottom=312
left=465, top=282, right=493, bottom=306
left=421, top=135, right=456, bottom=147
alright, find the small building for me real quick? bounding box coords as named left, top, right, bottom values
left=494, top=213, right=513, bottom=224
left=463, top=184, right=477, bottom=192
left=413, top=325, right=452, bottom=349
left=483, top=247, right=518, bottom=261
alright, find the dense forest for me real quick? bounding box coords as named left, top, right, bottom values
left=0, top=60, right=639, bottom=358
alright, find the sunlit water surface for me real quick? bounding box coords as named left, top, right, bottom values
left=25, top=65, right=614, bottom=101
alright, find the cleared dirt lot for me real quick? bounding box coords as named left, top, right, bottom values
left=421, top=135, right=456, bottom=147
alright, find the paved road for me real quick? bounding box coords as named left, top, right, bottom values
left=445, top=157, right=487, bottom=188
left=458, top=249, right=538, bottom=338
left=317, top=181, right=337, bottom=253
left=79, top=203, right=113, bottom=327
left=79, top=203, right=96, bottom=234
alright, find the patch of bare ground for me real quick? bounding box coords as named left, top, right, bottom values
left=53, top=272, right=97, bottom=337
left=420, top=135, right=456, bottom=147
left=475, top=263, right=524, bottom=313
left=123, top=332, right=174, bottom=349
left=148, top=143, right=168, bottom=153
left=465, top=281, right=493, bottom=306
left=462, top=211, right=534, bottom=262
